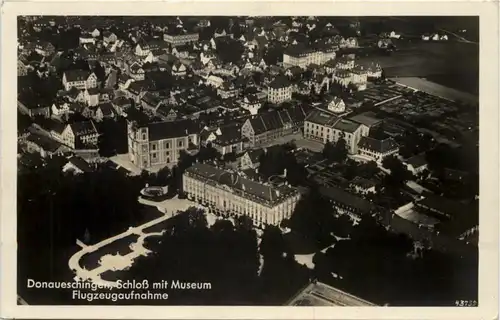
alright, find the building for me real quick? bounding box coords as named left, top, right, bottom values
left=357, top=136, right=399, bottom=162
left=335, top=55, right=355, bottom=70
left=304, top=108, right=364, bottom=154
left=319, top=185, right=377, bottom=220
left=239, top=94, right=262, bottom=115
left=171, top=61, right=187, bottom=77
left=242, top=105, right=308, bottom=147
left=83, top=88, right=100, bottom=107
left=127, top=119, right=199, bottom=169
left=350, top=65, right=369, bottom=91
left=415, top=195, right=467, bottom=220
left=61, top=120, right=99, bottom=149
left=129, top=62, right=145, bottom=81
left=405, top=154, right=428, bottom=174
left=17, top=98, right=50, bottom=118
left=349, top=177, right=377, bottom=195
left=348, top=112, right=383, bottom=136
left=287, top=281, right=376, bottom=306
left=332, top=70, right=353, bottom=88
left=102, top=31, right=118, bottom=44
left=217, top=80, right=240, bottom=99
left=62, top=70, right=98, bottom=91
left=366, top=62, right=383, bottom=78
left=163, top=32, right=199, bottom=46
left=201, top=123, right=245, bottom=155
left=23, top=133, right=70, bottom=158
left=267, top=76, right=293, bottom=104
left=33, top=41, right=55, bottom=57
left=95, top=103, right=117, bottom=121
left=183, top=163, right=301, bottom=226
left=282, top=44, right=336, bottom=69
left=62, top=156, right=94, bottom=174
left=239, top=148, right=265, bottom=170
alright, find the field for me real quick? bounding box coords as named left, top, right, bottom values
left=358, top=41, right=479, bottom=95
left=390, top=77, right=478, bottom=105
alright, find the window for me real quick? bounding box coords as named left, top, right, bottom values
left=151, top=144, right=156, bottom=151
left=178, top=140, right=183, bottom=148
left=165, top=151, right=170, bottom=156
left=164, top=141, right=170, bottom=149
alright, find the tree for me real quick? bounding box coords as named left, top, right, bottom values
left=382, top=155, right=413, bottom=187
left=260, top=225, right=289, bottom=261
left=17, top=158, right=152, bottom=300
left=216, top=39, right=245, bottom=64
left=197, top=145, right=221, bottom=162
left=322, top=138, right=348, bottom=163
left=289, top=186, right=337, bottom=246
left=154, top=166, right=171, bottom=186
left=360, top=161, right=379, bottom=179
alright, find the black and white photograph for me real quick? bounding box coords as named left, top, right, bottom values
left=1, top=2, right=498, bottom=318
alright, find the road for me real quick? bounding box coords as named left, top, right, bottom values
left=438, top=28, right=478, bottom=44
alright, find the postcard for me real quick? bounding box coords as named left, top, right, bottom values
left=0, top=1, right=498, bottom=319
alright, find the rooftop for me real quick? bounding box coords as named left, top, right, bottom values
left=348, top=112, right=383, bottom=127
left=287, top=282, right=376, bottom=306
left=358, top=136, right=399, bottom=154
left=145, top=119, right=199, bottom=141
left=333, top=119, right=361, bottom=133
left=305, top=109, right=339, bottom=127
left=319, top=185, right=377, bottom=215
left=185, top=163, right=298, bottom=207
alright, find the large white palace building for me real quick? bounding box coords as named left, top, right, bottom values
left=183, top=163, right=301, bottom=226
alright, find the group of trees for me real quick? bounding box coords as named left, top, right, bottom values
left=396, top=130, right=436, bottom=159
left=97, top=118, right=128, bottom=157
left=312, top=216, right=478, bottom=305
left=257, top=144, right=308, bottom=186
left=17, top=157, right=153, bottom=296
left=166, top=146, right=222, bottom=194
left=215, top=38, right=245, bottom=64
left=286, top=184, right=477, bottom=306
left=322, top=138, right=348, bottom=163
left=288, top=185, right=353, bottom=247
left=424, top=143, right=479, bottom=200
left=123, top=208, right=309, bottom=305
left=381, top=155, right=414, bottom=188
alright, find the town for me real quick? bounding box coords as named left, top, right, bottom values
left=17, top=16, right=479, bottom=307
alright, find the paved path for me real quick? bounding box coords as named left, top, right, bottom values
left=68, top=196, right=202, bottom=288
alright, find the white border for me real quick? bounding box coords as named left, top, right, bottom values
left=1, top=2, right=498, bottom=320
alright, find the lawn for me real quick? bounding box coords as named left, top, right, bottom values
left=390, top=77, right=478, bottom=105
left=134, top=205, right=165, bottom=226
left=79, top=234, right=140, bottom=271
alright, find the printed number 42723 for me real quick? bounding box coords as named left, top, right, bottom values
left=455, top=300, right=478, bottom=307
